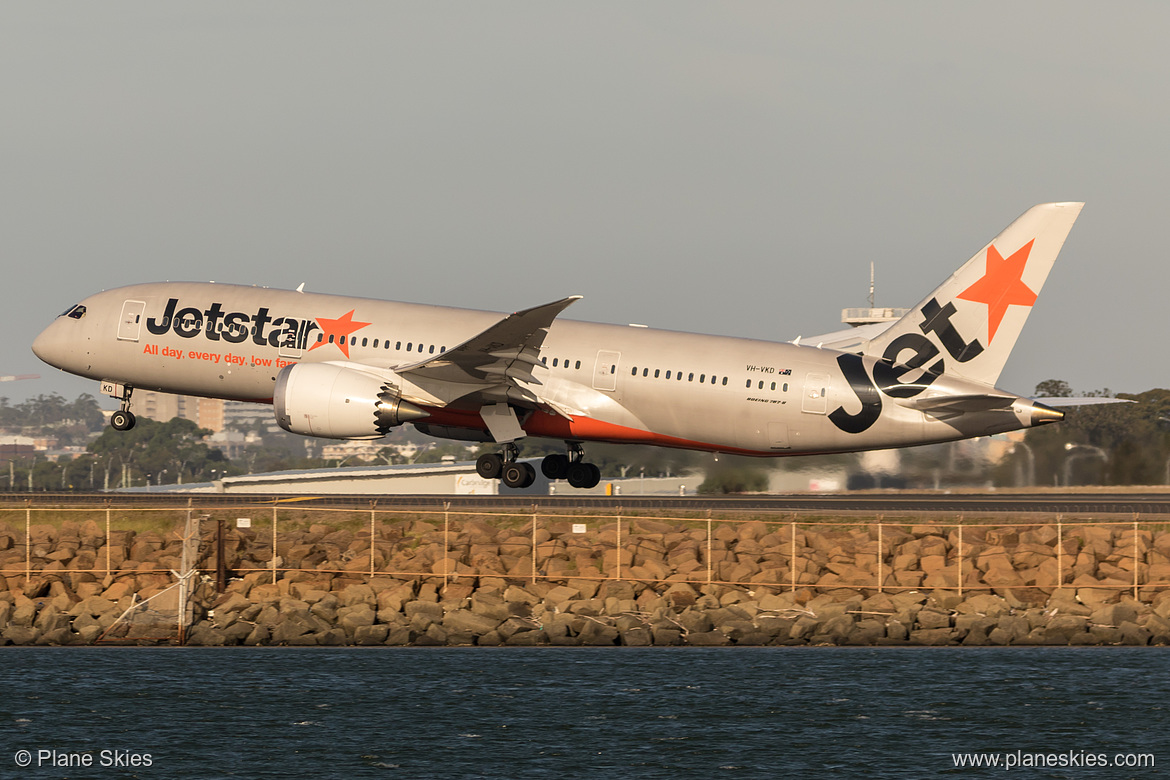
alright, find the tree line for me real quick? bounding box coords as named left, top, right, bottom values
left=3, top=382, right=1169, bottom=492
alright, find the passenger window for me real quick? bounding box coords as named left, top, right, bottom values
left=643, top=368, right=648, bottom=377
left=771, top=382, right=776, bottom=391
left=666, top=370, right=671, bottom=379
left=429, top=345, right=435, bottom=354
left=407, top=343, right=412, bottom=351
left=396, top=341, right=402, bottom=350
left=329, top=335, right=336, bottom=344
left=700, top=374, right=705, bottom=383
left=362, top=338, right=368, bottom=347
left=722, top=377, right=727, bottom=386
left=746, top=380, right=751, bottom=388
left=373, top=339, right=379, bottom=348
left=654, top=369, right=660, bottom=378
left=688, top=373, right=694, bottom=381
left=783, top=383, right=789, bottom=392
left=631, top=367, right=637, bottom=376
left=553, top=358, right=559, bottom=367
left=575, top=360, right=581, bottom=369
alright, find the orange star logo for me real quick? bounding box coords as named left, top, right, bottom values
left=309, top=310, right=371, bottom=358
left=956, top=240, right=1037, bottom=342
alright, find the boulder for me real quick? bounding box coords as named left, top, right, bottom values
left=620, top=627, right=653, bottom=646
left=442, top=610, right=501, bottom=636
left=909, top=628, right=955, bottom=646
left=684, top=630, right=730, bottom=646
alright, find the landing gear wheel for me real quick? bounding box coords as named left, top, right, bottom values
left=476, top=453, right=504, bottom=479
left=566, top=462, right=601, bottom=489
left=541, top=453, right=570, bottom=480
left=502, top=462, right=536, bottom=489
left=111, top=409, right=136, bottom=431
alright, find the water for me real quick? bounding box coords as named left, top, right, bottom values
left=1, top=647, right=1166, bottom=779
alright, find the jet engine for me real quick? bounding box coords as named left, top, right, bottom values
left=274, top=362, right=428, bottom=439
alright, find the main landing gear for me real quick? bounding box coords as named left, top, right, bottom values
left=475, top=443, right=536, bottom=489
left=475, top=441, right=603, bottom=490
left=109, top=385, right=136, bottom=431
left=541, top=443, right=602, bottom=489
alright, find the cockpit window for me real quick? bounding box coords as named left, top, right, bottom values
left=61, top=305, right=86, bottom=320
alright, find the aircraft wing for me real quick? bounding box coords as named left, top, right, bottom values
left=391, top=296, right=581, bottom=411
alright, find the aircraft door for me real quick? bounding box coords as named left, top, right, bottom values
left=117, top=300, right=147, bottom=342
left=277, top=320, right=305, bottom=360
left=801, top=372, right=830, bottom=414
left=592, top=350, right=621, bottom=393
left=768, top=422, right=791, bottom=450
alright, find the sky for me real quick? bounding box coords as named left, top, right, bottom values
left=3, top=2, right=1168, bottom=409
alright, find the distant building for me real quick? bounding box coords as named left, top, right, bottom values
left=0, top=435, right=36, bottom=462
left=130, top=392, right=282, bottom=435
left=222, top=400, right=277, bottom=432
left=131, top=390, right=226, bottom=432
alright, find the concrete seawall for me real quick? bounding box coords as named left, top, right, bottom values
left=2, top=515, right=1170, bottom=646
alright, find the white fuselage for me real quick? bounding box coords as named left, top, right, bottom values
left=33, top=282, right=1048, bottom=457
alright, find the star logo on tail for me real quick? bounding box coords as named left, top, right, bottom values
left=309, top=310, right=371, bottom=358
left=956, top=240, right=1037, bottom=342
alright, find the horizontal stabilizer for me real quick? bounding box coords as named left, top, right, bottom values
left=903, top=393, right=1016, bottom=418
left=1034, top=397, right=1136, bottom=407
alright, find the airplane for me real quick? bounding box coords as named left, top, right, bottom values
left=33, top=202, right=1086, bottom=490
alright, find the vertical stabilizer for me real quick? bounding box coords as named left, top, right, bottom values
left=863, top=202, right=1083, bottom=386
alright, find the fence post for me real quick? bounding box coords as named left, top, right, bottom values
left=706, top=511, right=712, bottom=585
left=877, top=522, right=883, bottom=593
left=369, top=502, right=376, bottom=578
left=790, top=520, right=797, bottom=593
left=617, top=507, right=624, bottom=583
left=216, top=516, right=226, bottom=593
left=531, top=504, right=538, bottom=585
left=1134, top=518, right=1140, bottom=601
left=25, top=500, right=31, bottom=587
left=1056, top=514, right=1063, bottom=590
left=271, top=504, right=278, bottom=581
left=957, top=523, right=963, bottom=599
left=444, top=501, right=451, bottom=585
left=105, top=505, right=112, bottom=579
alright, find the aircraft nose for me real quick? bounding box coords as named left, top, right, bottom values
left=32, top=320, right=69, bottom=368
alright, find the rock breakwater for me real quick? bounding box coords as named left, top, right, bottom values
left=2, top=515, right=1170, bottom=646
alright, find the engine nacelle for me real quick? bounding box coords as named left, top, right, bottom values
left=274, top=362, right=428, bottom=439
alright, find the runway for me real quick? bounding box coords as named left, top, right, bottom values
left=4, top=491, right=1170, bottom=515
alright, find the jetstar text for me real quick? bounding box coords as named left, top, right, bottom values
left=145, top=298, right=319, bottom=350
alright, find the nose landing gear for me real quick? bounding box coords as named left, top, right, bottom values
left=108, top=384, right=136, bottom=431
